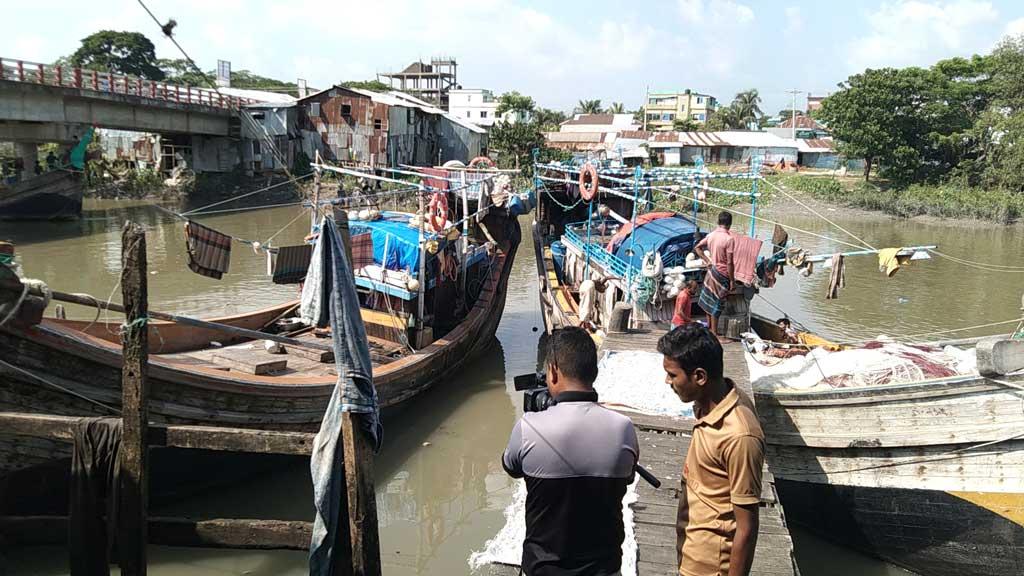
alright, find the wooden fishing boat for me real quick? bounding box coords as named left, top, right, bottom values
left=747, top=336, right=1024, bottom=576
left=0, top=206, right=521, bottom=475
left=530, top=159, right=1023, bottom=575
left=0, top=170, right=83, bottom=220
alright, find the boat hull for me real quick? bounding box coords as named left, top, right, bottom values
left=0, top=171, right=83, bottom=220
left=0, top=216, right=521, bottom=474
left=754, top=373, right=1024, bottom=576
left=777, top=478, right=1024, bottom=576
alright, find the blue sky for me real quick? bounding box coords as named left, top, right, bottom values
left=6, top=0, right=1024, bottom=114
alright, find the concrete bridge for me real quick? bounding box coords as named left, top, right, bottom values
left=0, top=57, right=253, bottom=144
left=0, top=57, right=264, bottom=175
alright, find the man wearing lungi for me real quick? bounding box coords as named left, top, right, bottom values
left=693, top=212, right=735, bottom=342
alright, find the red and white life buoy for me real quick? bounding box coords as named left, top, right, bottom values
left=579, top=163, right=599, bottom=201
left=428, top=192, right=449, bottom=232
left=469, top=156, right=494, bottom=169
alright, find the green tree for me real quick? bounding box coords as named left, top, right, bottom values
left=341, top=79, right=391, bottom=91
left=158, top=58, right=209, bottom=86
left=576, top=99, right=603, bottom=114
left=705, top=106, right=742, bottom=131
left=607, top=102, right=626, bottom=114
left=69, top=30, right=165, bottom=79
left=489, top=121, right=545, bottom=171
left=496, top=91, right=536, bottom=117
left=819, top=66, right=969, bottom=183
left=633, top=109, right=645, bottom=125
left=673, top=118, right=699, bottom=132
left=533, top=108, right=568, bottom=131
left=731, top=89, right=763, bottom=127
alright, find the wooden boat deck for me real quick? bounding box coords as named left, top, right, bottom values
left=162, top=331, right=407, bottom=378
left=484, top=331, right=799, bottom=576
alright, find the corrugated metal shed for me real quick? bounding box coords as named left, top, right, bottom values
left=298, top=86, right=388, bottom=165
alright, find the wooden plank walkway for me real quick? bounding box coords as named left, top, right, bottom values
left=484, top=331, right=799, bottom=575
left=603, top=330, right=799, bottom=576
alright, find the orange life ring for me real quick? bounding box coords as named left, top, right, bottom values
left=469, top=156, right=494, bottom=169
left=428, top=192, right=449, bottom=232
left=579, top=164, right=599, bottom=201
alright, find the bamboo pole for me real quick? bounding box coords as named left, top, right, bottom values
left=47, top=291, right=333, bottom=353
left=119, top=221, right=149, bottom=576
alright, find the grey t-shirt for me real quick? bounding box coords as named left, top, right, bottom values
left=503, top=390, right=639, bottom=575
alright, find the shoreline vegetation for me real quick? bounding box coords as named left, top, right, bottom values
left=665, top=169, right=1022, bottom=225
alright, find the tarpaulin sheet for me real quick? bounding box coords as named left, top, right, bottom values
left=613, top=215, right=699, bottom=269
left=349, top=212, right=424, bottom=273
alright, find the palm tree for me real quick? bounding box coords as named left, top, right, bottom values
left=607, top=102, right=625, bottom=114
left=706, top=106, right=743, bottom=131
left=731, top=89, right=763, bottom=128
left=576, top=99, right=603, bottom=114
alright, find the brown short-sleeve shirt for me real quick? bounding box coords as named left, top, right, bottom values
left=677, top=385, right=765, bottom=576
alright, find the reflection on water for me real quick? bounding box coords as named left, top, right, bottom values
left=6, top=201, right=1019, bottom=574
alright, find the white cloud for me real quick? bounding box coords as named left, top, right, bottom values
left=673, top=0, right=757, bottom=79
left=784, top=6, right=804, bottom=35
left=1005, top=17, right=1024, bottom=38
left=847, top=1, right=1000, bottom=71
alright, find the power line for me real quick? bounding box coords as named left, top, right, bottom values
left=134, top=0, right=293, bottom=177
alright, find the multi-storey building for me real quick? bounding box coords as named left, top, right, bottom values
left=643, top=90, right=717, bottom=131
left=446, top=89, right=527, bottom=128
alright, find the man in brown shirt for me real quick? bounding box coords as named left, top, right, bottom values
left=657, top=324, right=765, bottom=576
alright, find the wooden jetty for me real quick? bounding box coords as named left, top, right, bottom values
left=485, top=330, right=799, bottom=576
left=0, top=222, right=382, bottom=576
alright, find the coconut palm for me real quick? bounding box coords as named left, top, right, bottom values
left=576, top=99, right=603, bottom=114
left=731, top=89, right=763, bottom=127
left=606, top=102, right=626, bottom=114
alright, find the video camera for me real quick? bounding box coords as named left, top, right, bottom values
left=513, top=372, right=556, bottom=413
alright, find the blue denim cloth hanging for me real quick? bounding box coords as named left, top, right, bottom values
left=305, top=217, right=382, bottom=576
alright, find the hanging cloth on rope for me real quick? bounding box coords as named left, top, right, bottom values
left=350, top=232, right=375, bottom=270
left=184, top=221, right=232, bottom=279
left=306, top=218, right=382, bottom=576
left=878, top=247, right=912, bottom=277
left=272, top=244, right=313, bottom=285
left=732, top=235, right=763, bottom=287
left=826, top=254, right=846, bottom=299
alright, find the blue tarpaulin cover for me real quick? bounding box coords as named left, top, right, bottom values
left=613, top=215, right=699, bottom=269
left=348, top=211, right=451, bottom=274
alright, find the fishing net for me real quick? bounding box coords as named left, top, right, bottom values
left=746, top=336, right=977, bottom=391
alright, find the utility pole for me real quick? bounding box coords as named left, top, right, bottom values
left=786, top=89, right=802, bottom=141
left=638, top=84, right=647, bottom=131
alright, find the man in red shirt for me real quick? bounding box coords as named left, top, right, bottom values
left=671, top=280, right=700, bottom=329
left=694, top=212, right=735, bottom=341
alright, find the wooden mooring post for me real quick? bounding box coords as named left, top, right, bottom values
left=332, top=173, right=383, bottom=576
left=0, top=219, right=384, bottom=574
left=119, top=221, right=149, bottom=576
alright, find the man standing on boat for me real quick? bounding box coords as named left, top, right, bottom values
left=694, top=212, right=735, bottom=342
left=502, top=327, right=639, bottom=576
left=658, top=324, right=765, bottom=576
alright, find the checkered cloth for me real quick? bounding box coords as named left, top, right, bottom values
left=698, top=267, right=729, bottom=318
left=420, top=168, right=449, bottom=191
left=184, top=221, right=231, bottom=279
left=351, top=232, right=374, bottom=270
left=732, top=235, right=763, bottom=286
left=273, top=244, right=313, bottom=285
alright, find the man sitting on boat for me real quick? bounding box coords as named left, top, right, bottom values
left=658, top=324, right=765, bottom=576
left=502, top=327, right=639, bottom=576
left=694, top=212, right=736, bottom=343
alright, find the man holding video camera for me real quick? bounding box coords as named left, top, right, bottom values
left=502, top=327, right=639, bottom=576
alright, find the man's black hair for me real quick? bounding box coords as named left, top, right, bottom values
left=656, top=323, right=724, bottom=382
left=776, top=317, right=791, bottom=326
left=717, top=211, right=733, bottom=227
left=545, top=326, right=599, bottom=386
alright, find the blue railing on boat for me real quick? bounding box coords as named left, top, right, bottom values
left=562, top=227, right=635, bottom=279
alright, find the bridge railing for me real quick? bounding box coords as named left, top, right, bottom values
left=0, top=57, right=255, bottom=110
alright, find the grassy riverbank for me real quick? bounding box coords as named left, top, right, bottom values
left=771, top=174, right=1024, bottom=224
